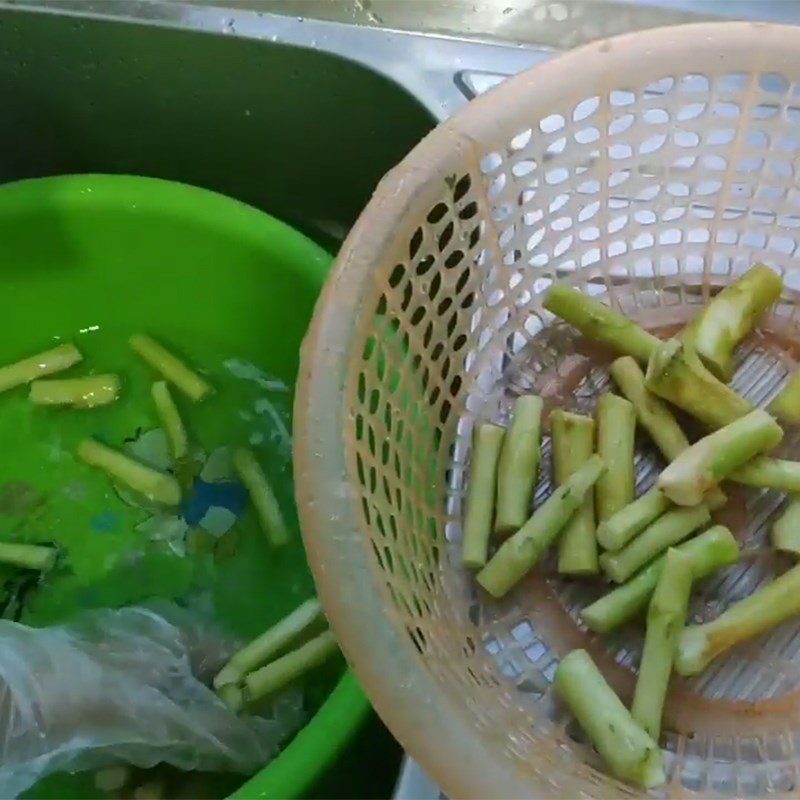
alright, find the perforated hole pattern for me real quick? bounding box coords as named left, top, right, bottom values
left=296, top=23, right=800, bottom=799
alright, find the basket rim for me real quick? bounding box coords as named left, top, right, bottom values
left=294, top=21, right=800, bottom=799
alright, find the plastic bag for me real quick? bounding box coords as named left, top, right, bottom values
left=0, top=603, right=306, bottom=797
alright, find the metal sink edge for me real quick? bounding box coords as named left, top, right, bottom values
left=1, top=0, right=556, bottom=121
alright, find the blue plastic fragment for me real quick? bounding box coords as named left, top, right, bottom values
left=90, top=509, right=120, bottom=533
left=181, top=479, right=248, bottom=527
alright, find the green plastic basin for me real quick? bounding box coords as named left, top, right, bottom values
left=0, top=174, right=368, bottom=799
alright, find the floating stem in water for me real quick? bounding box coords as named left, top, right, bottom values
left=30, top=374, right=119, bottom=408
left=234, top=447, right=289, bottom=547
left=151, top=381, right=188, bottom=461
left=214, top=598, right=324, bottom=690
left=0, top=343, right=82, bottom=394
left=77, top=439, right=181, bottom=505
left=94, top=766, right=132, bottom=793
left=217, top=683, right=244, bottom=714
left=0, top=542, right=57, bottom=571
left=129, top=334, right=212, bottom=402
left=244, top=630, right=339, bottom=704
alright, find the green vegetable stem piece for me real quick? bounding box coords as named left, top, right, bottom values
left=551, top=410, right=598, bottom=575
left=610, top=356, right=689, bottom=461
left=582, top=526, right=739, bottom=633
left=595, top=393, right=636, bottom=523
left=495, top=396, right=542, bottom=536
left=0, top=542, right=57, bottom=571
left=772, top=497, right=800, bottom=556
left=631, top=548, right=693, bottom=741
left=690, top=264, right=782, bottom=382
left=214, top=598, right=324, bottom=690
left=245, top=630, right=339, bottom=703
left=234, top=447, right=290, bottom=547
left=677, top=562, right=800, bottom=676
left=770, top=369, right=800, bottom=424
left=461, top=423, right=505, bottom=569
left=645, top=338, right=752, bottom=430
left=657, top=410, right=782, bottom=506
left=29, top=373, right=119, bottom=408
left=129, top=334, right=212, bottom=402
left=77, top=438, right=181, bottom=506
left=0, top=343, right=82, bottom=394
left=543, top=284, right=660, bottom=363
left=477, top=456, right=604, bottom=598
left=597, top=488, right=672, bottom=552
left=600, top=504, right=711, bottom=584
left=555, top=649, right=665, bottom=788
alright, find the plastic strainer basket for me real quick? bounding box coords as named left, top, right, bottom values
left=295, top=22, right=800, bottom=798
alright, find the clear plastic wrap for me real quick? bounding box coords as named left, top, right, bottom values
left=0, top=604, right=306, bottom=797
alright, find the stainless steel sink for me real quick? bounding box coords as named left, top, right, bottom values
left=0, top=0, right=454, bottom=249
left=0, top=1, right=559, bottom=254
left=4, top=0, right=800, bottom=244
